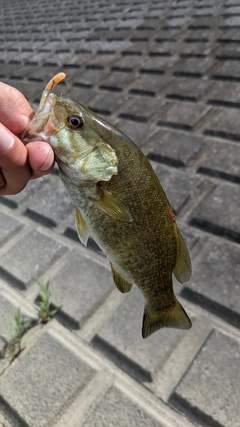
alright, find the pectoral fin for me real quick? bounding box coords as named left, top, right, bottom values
left=75, top=208, right=89, bottom=246
left=110, top=263, right=133, bottom=293
left=173, top=224, right=192, bottom=284
left=142, top=296, right=192, bottom=339
left=97, top=187, right=133, bottom=222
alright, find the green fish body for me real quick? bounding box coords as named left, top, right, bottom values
left=23, top=85, right=192, bottom=338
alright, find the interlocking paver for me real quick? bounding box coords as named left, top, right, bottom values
left=0, top=331, right=95, bottom=427
left=157, top=101, right=210, bottom=130
left=203, top=107, right=240, bottom=141
left=48, top=251, right=113, bottom=329
left=190, top=182, right=240, bottom=242
left=83, top=386, right=163, bottom=427
left=171, top=329, right=240, bottom=427
left=182, top=239, right=240, bottom=327
left=0, top=213, right=23, bottom=247
left=0, top=230, right=67, bottom=289
left=145, top=129, right=207, bottom=167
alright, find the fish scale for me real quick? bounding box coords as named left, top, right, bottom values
left=22, top=73, right=192, bottom=339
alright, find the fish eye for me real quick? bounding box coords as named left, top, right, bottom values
left=68, top=115, right=84, bottom=129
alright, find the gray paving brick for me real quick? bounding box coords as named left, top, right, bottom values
left=0, top=292, right=34, bottom=358
left=24, top=174, right=73, bottom=228
left=154, top=164, right=203, bottom=215
left=48, top=251, right=113, bottom=329
left=0, top=331, right=95, bottom=427
left=181, top=239, right=240, bottom=326
left=145, top=130, right=207, bottom=167
left=206, top=81, right=240, bottom=108
left=88, top=91, right=126, bottom=116
left=171, top=329, right=240, bottom=427
left=0, top=213, right=23, bottom=247
left=0, top=230, right=67, bottom=289
left=140, top=56, right=178, bottom=74
left=92, top=287, right=188, bottom=382
left=203, top=107, right=240, bottom=141
left=129, top=74, right=172, bottom=96
left=172, top=57, right=215, bottom=77
left=211, top=60, right=240, bottom=82
left=197, top=140, right=240, bottom=183
left=116, top=119, right=157, bottom=149
left=163, top=77, right=213, bottom=101
left=99, top=70, right=136, bottom=91
left=157, top=101, right=210, bottom=131
left=83, top=386, right=163, bottom=427
left=190, top=182, right=240, bottom=242
left=118, top=95, right=164, bottom=122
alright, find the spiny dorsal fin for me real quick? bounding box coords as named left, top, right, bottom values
left=142, top=296, right=192, bottom=339
left=173, top=224, right=191, bottom=284
left=97, top=187, right=133, bottom=223
left=75, top=208, right=89, bottom=246
left=110, top=263, right=133, bottom=293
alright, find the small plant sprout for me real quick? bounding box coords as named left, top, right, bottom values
left=2, top=308, right=28, bottom=360
left=36, top=280, right=62, bottom=324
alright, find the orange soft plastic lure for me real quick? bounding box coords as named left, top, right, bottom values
left=45, top=72, right=66, bottom=91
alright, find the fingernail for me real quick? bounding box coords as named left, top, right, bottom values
left=0, top=124, right=14, bottom=152
left=39, top=145, right=52, bottom=171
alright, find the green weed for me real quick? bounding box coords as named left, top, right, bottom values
left=36, top=280, right=62, bottom=324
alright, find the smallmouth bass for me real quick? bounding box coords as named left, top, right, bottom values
left=23, top=73, right=192, bottom=338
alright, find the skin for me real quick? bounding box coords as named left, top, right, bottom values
left=0, top=82, right=54, bottom=195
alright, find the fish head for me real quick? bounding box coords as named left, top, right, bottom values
left=23, top=88, right=118, bottom=184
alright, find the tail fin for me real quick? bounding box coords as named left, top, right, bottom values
left=142, top=297, right=192, bottom=339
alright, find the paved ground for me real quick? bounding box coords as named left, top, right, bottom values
left=0, top=0, right=240, bottom=426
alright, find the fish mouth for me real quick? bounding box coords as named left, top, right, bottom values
left=21, top=91, right=58, bottom=143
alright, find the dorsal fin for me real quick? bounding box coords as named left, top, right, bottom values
left=173, top=224, right=191, bottom=284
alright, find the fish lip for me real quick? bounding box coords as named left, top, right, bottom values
left=21, top=91, right=57, bottom=143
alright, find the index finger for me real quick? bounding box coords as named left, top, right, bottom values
left=0, top=82, right=34, bottom=135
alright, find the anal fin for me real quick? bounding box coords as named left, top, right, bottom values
left=75, top=208, right=89, bottom=246
left=110, top=263, right=133, bottom=293
left=142, top=296, right=192, bottom=339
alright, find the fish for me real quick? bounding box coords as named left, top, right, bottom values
left=22, top=73, right=192, bottom=338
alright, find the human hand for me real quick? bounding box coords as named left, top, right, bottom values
left=0, top=82, right=54, bottom=195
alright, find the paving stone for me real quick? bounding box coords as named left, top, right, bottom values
left=181, top=239, right=240, bottom=327
left=149, top=41, right=179, bottom=56
left=0, top=177, right=46, bottom=210
left=140, top=56, right=178, bottom=74
left=172, top=57, right=215, bottom=77
left=116, top=119, right=157, bottom=148
left=190, top=182, right=240, bottom=242
left=145, top=129, right=207, bottom=167
left=153, top=164, right=203, bottom=214
left=92, top=287, right=188, bottom=382
left=99, top=70, right=136, bottom=91
left=48, top=251, right=113, bottom=329
left=0, top=331, right=95, bottom=427
left=171, top=329, right=240, bottom=427
left=111, top=55, right=147, bottom=71
left=118, top=95, right=164, bottom=122
left=0, top=292, right=34, bottom=357
left=206, top=81, right=240, bottom=108
left=203, top=107, right=240, bottom=141
left=129, top=74, right=172, bottom=96
left=88, top=91, right=126, bottom=116
left=211, top=60, right=240, bottom=81
left=197, top=140, right=240, bottom=183
left=163, top=77, right=213, bottom=101
left=24, top=174, right=73, bottom=228
left=0, top=212, right=23, bottom=247
left=0, top=230, right=67, bottom=290
left=157, top=101, right=210, bottom=131
left=83, top=386, right=163, bottom=427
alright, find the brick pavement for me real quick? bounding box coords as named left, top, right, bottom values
left=0, top=0, right=240, bottom=426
